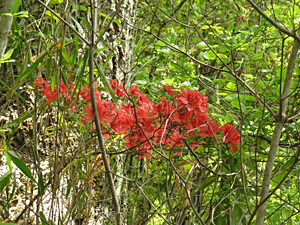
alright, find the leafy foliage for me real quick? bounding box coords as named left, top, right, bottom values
left=0, top=0, right=300, bottom=224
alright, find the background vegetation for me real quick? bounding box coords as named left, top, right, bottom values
left=1, top=0, right=300, bottom=224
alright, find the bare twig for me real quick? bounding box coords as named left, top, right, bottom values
left=253, top=29, right=300, bottom=225
left=37, top=0, right=90, bottom=45
left=88, top=0, right=121, bottom=224
left=247, top=0, right=300, bottom=41
left=126, top=22, right=277, bottom=118
left=249, top=148, right=300, bottom=224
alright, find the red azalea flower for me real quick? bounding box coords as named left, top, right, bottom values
left=178, top=89, right=208, bottom=112
left=81, top=100, right=115, bottom=124
left=110, top=79, right=126, bottom=97
left=111, top=107, right=135, bottom=134
left=152, top=97, right=175, bottom=119
left=140, top=116, right=154, bottom=134
left=221, top=124, right=240, bottom=153
left=198, top=121, right=220, bottom=141
left=81, top=105, right=94, bottom=123
left=136, top=145, right=152, bottom=159
left=96, top=100, right=115, bottom=123
left=59, top=81, right=68, bottom=96
left=137, top=92, right=152, bottom=108
left=163, top=85, right=174, bottom=96
left=34, top=77, right=46, bottom=87
left=80, top=84, right=101, bottom=102
left=171, top=108, right=193, bottom=125
left=129, top=85, right=139, bottom=96
left=42, top=85, right=57, bottom=104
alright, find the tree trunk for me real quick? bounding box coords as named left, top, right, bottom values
left=100, top=0, right=136, bottom=85
left=0, top=0, right=15, bottom=57
left=255, top=33, right=300, bottom=225
left=93, top=0, right=136, bottom=223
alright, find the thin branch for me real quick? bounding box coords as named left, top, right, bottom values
left=134, top=181, right=172, bottom=225
left=88, top=0, right=121, bottom=224
left=247, top=0, right=300, bottom=41
left=126, top=94, right=206, bottom=224
left=287, top=110, right=300, bottom=122
left=126, top=22, right=277, bottom=118
left=38, top=0, right=90, bottom=46
left=253, top=30, right=300, bottom=225
left=249, top=148, right=300, bottom=224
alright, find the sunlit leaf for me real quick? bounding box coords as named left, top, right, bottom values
left=7, top=151, right=36, bottom=183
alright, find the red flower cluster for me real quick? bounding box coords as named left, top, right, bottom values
left=35, top=78, right=241, bottom=158
left=221, top=124, right=240, bottom=153
left=35, top=77, right=77, bottom=111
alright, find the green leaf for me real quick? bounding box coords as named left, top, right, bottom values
left=183, top=163, right=193, bottom=172
left=231, top=204, right=243, bottom=225
left=196, top=41, right=207, bottom=48
left=17, top=52, right=48, bottom=82
left=272, top=172, right=286, bottom=184
left=3, top=139, right=13, bottom=171
left=280, top=158, right=295, bottom=171
left=134, top=80, right=147, bottom=86
left=103, top=51, right=113, bottom=69
left=134, top=38, right=144, bottom=55
left=206, top=50, right=216, bottom=60
left=0, top=79, right=9, bottom=89
left=144, top=185, right=157, bottom=191
left=7, top=151, right=36, bottom=183
left=38, top=171, right=45, bottom=196
left=245, top=160, right=259, bottom=172
left=11, top=0, right=22, bottom=13
left=94, top=59, right=117, bottom=103
left=213, top=205, right=223, bottom=225
left=8, top=172, right=17, bottom=202
left=77, top=5, right=88, bottom=11
left=245, top=95, right=256, bottom=101
left=116, top=39, right=126, bottom=43
left=80, top=17, right=92, bottom=32
left=226, top=81, right=236, bottom=89
left=199, top=176, right=217, bottom=190
left=66, top=180, right=71, bottom=199
left=212, top=113, right=229, bottom=122
left=2, top=109, right=34, bottom=129
left=45, top=10, right=60, bottom=22
left=113, top=18, right=122, bottom=27
left=250, top=52, right=263, bottom=60
left=98, top=12, right=122, bottom=27
left=231, top=101, right=245, bottom=110
left=51, top=73, right=57, bottom=91
left=50, top=0, right=63, bottom=4
left=72, top=48, right=89, bottom=99
left=0, top=49, right=14, bottom=62
left=0, top=171, right=12, bottom=194
left=155, top=40, right=166, bottom=47
left=72, top=16, right=84, bottom=34
left=224, top=94, right=238, bottom=101
left=62, top=48, right=72, bottom=64
left=39, top=211, right=48, bottom=225
left=219, top=45, right=231, bottom=52
left=13, top=11, right=29, bottom=18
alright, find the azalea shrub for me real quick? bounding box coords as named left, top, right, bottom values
left=35, top=77, right=240, bottom=158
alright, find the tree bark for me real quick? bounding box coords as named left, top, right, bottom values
left=0, top=0, right=15, bottom=57
left=99, top=0, right=136, bottom=85
left=255, top=32, right=300, bottom=225
left=91, top=0, right=136, bottom=223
